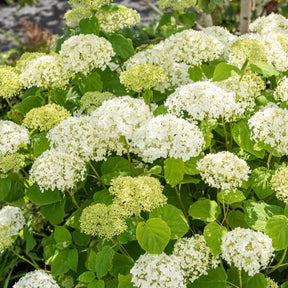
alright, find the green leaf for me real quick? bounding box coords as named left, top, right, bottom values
left=77, top=71, right=103, bottom=94
left=141, top=165, right=162, bottom=176
left=51, top=30, right=78, bottom=53
left=109, top=253, right=134, bottom=277
left=54, top=226, right=72, bottom=244
left=157, top=12, right=172, bottom=28
left=188, top=66, right=203, bottom=82
left=250, top=167, right=274, bottom=199
left=96, top=246, right=115, bottom=278
left=79, top=16, right=100, bottom=35
left=118, top=274, right=135, bottom=288
left=88, top=280, right=105, bottom=288
left=212, top=62, right=242, bottom=82
left=14, top=95, right=43, bottom=115
left=93, top=189, right=114, bottom=205
left=153, top=105, right=168, bottom=116
left=72, top=229, right=91, bottom=247
left=0, top=176, right=12, bottom=201
left=49, top=87, right=67, bottom=106
left=184, top=153, right=204, bottom=175
left=178, top=12, right=196, bottom=27
left=243, top=273, right=267, bottom=288
left=51, top=248, right=78, bottom=276
left=164, top=158, right=184, bottom=187
left=265, top=215, right=288, bottom=251
left=227, top=210, right=249, bottom=229
left=23, top=216, right=36, bottom=254
left=30, top=132, right=50, bottom=157
left=136, top=218, right=171, bottom=254
left=188, top=199, right=221, bottom=222
left=86, top=248, right=98, bottom=271
left=150, top=204, right=189, bottom=239
left=26, top=184, right=61, bottom=205
left=217, top=189, right=247, bottom=205
left=232, top=120, right=265, bottom=158
left=0, top=174, right=24, bottom=202
left=204, top=222, right=227, bottom=256
left=40, top=199, right=65, bottom=225
left=244, top=200, right=283, bottom=232
left=78, top=271, right=95, bottom=283
left=180, top=176, right=201, bottom=184
left=249, top=62, right=279, bottom=78
left=107, top=34, right=134, bottom=60
left=117, top=217, right=137, bottom=244
left=189, top=267, right=227, bottom=288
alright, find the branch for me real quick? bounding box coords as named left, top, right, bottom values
left=140, top=0, right=163, bottom=16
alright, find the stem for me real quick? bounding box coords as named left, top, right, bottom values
left=88, top=161, right=107, bottom=189
left=267, top=247, right=287, bottom=275
left=124, top=137, right=135, bottom=177
left=229, top=122, right=233, bottom=150
left=135, top=214, right=139, bottom=225
left=110, top=238, right=130, bottom=257
left=175, top=186, right=188, bottom=219
left=8, top=247, right=40, bottom=270
left=220, top=189, right=227, bottom=224
left=222, top=117, right=229, bottom=151
left=66, top=189, right=82, bottom=211
left=140, top=0, right=163, bottom=16
left=239, top=269, right=242, bottom=288
left=205, top=116, right=213, bottom=153
left=5, top=98, right=21, bottom=123
left=267, top=148, right=274, bottom=170
left=225, top=281, right=240, bottom=288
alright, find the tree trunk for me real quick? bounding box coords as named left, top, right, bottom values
left=240, top=0, right=251, bottom=34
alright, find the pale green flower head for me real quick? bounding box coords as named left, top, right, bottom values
left=274, top=77, right=288, bottom=102
left=266, top=277, right=279, bottom=288
left=96, top=5, right=140, bottom=33
left=64, top=7, right=92, bottom=27
left=80, top=91, right=115, bottom=114
left=0, top=152, right=26, bottom=177
left=68, top=0, right=113, bottom=10
left=80, top=203, right=128, bottom=239
left=271, top=166, right=288, bottom=203
left=120, top=64, right=168, bottom=93
left=158, top=0, right=196, bottom=11
left=109, top=176, right=167, bottom=216
left=0, top=65, right=22, bottom=99
left=0, top=224, right=15, bottom=253
left=16, top=52, right=46, bottom=70
left=23, top=103, right=71, bottom=132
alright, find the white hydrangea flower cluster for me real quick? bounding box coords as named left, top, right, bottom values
left=266, top=277, right=279, bottom=288
left=130, top=252, right=186, bottom=288
left=0, top=206, right=25, bottom=253
left=0, top=120, right=30, bottom=156
left=221, top=227, right=274, bottom=276
left=124, top=42, right=193, bottom=93
left=197, top=151, right=251, bottom=191
left=202, top=26, right=237, bottom=55
left=90, top=96, right=153, bottom=143
left=13, top=270, right=60, bottom=288
left=165, top=81, right=241, bottom=121
left=249, top=13, right=288, bottom=35
left=47, top=116, right=99, bottom=161
left=163, top=29, right=224, bottom=66
left=64, top=7, right=92, bottom=27
left=68, top=0, right=112, bottom=10
left=29, top=149, right=86, bottom=192
left=248, top=103, right=288, bottom=155
left=172, top=235, right=220, bottom=283
left=59, top=34, right=115, bottom=75
left=217, top=71, right=265, bottom=114
left=133, top=114, right=205, bottom=162
left=270, top=166, right=288, bottom=203
left=158, top=0, right=196, bottom=10
left=96, top=5, right=140, bottom=33
left=260, top=33, right=288, bottom=72
left=274, top=77, right=288, bottom=102
left=20, top=54, right=68, bottom=88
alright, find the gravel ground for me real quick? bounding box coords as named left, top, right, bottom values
left=0, top=0, right=159, bottom=53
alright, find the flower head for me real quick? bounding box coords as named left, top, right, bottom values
left=172, top=235, right=220, bottom=283
left=59, top=34, right=115, bottom=75
left=221, top=227, right=274, bottom=276
left=109, top=176, right=166, bottom=216
left=12, top=270, right=60, bottom=288
left=266, top=277, right=279, bottom=288
left=96, top=5, right=140, bottom=33
left=0, top=121, right=30, bottom=156
left=133, top=114, right=205, bottom=162
left=23, top=104, right=71, bottom=132
left=271, top=166, right=288, bottom=203
left=248, top=103, right=288, bottom=155
left=29, top=149, right=86, bottom=192
left=0, top=65, right=22, bottom=99
left=158, top=0, right=196, bottom=10
left=130, top=252, right=186, bottom=288
left=120, top=64, right=168, bottom=92
left=165, top=81, right=240, bottom=121
left=80, top=203, right=128, bottom=239
left=64, top=7, right=92, bottom=26
left=20, top=54, right=68, bottom=88
left=0, top=152, right=26, bottom=177
left=0, top=206, right=25, bottom=235
left=274, top=77, right=288, bottom=102
left=197, top=151, right=251, bottom=191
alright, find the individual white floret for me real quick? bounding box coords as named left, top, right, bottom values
left=133, top=114, right=205, bottom=162
left=221, top=227, right=274, bottom=276
left=0, top=120, right=30, bottom=156
left=130, top=252, right=186, bottom=288
left=197, top=151, right=251, bottom=191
